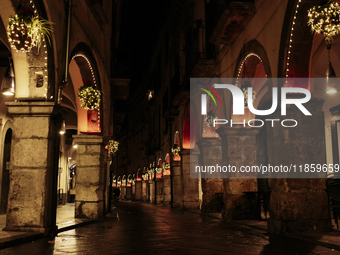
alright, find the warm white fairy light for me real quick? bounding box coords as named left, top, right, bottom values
left=72, top=54, right=97, bottom=87
left=285, top=1, right=301, bottom=79
left=236, top=53, right=263, bottom=85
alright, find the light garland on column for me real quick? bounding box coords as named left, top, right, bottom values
left=242, top=88, right=256, bottom=108
left=162, top=162, right=170, bottom=170
left=171, top=144, right=181, bottom=156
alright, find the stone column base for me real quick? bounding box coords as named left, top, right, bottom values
left=73, top=135, right=108, bottom=219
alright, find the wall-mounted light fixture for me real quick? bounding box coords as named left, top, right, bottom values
left=325, top=44, right=337, bottom=94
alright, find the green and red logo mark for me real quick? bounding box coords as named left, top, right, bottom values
left=197, top=82, right=222, bottom=115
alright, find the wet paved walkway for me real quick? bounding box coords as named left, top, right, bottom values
left=0, top=201, right=339, bottom=255
left=0, top=203, right=94, bottom=249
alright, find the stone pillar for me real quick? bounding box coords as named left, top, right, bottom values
left=126, top=186, right=132, bottom=200
left=149, top=180, right=154, bottom=203
left=172, top=161, right=182, bottom=208
left=197, top=139, right=224, bottom=213
left=146, top=180, right=149, bottom=202
left=141, top=181, right=146, bottom=202
left=267, top=98, right=331, bottom=233
left=163, top=176, right=171, bottom=205
left=73, top=135, right=108, bottom=219
left=4, top=102, right=59, bottom=233
left=156, top=179, right=163, bottom=204
left=216, top=127, right=259, bottom=221
left=135, top=181, right=142, bottom=201
left=182, top=150, right=199, bottom=209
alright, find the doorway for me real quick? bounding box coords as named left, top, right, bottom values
left=0, top=128, right=12, bottom=214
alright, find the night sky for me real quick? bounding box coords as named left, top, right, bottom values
left=120, top=0, right=169, bottom=92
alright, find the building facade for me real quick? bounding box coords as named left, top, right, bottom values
left=115, top=0, right=340, bottom=234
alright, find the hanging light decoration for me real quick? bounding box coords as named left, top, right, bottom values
left=108, top=140, right=119, bottom=154
left=1, top=58, right=15, bottom=96
left=205, top=110, right=217, bottom=127
left=147, top=90, right=154, bottom=101
left=242, top=87, right=256, bottom=108
left=78, top=80, right=101, bottom=110
left=308, top=0, right=340, bottom=44
left=7, top=5, right=53, bottom=53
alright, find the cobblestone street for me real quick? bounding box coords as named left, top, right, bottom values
left=0, top=201, right=339, bottom=255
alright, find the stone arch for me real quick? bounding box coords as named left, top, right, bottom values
left=68, top=43, right=102, bottom=134
left=117, top=176, right=121, bottom=187
left=136, top=168, right=142, bottom=181
left=127, top=174, right=132, bottom=187
left=0, top=120, right=13, bottom=214
left=234, top=45, right=271, bottom=109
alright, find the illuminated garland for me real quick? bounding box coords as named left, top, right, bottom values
left=205, top=111, right=217, bottom=127
left=78, top=82, right=101, bottom=110
left=308, top=1, right=340, bottom=44
left=108, top=140, right=119, bottom=154
left=171, top=145, right=181, bottom=156
left=127, top=175, right=132, bottom=183
left=242, top=88, right=256, bottom=108
left=7, top=7, right=52, bottom=52
left=162, top=162, right=170, bottom=170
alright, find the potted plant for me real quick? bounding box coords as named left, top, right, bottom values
left=7, top=6, right=53, bottom=52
